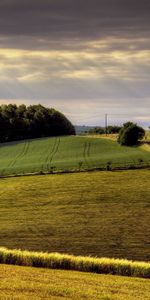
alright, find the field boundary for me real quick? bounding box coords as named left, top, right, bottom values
left=0, top=161, right=150, bottom=179
left=0, top=247, right=150, bottom=279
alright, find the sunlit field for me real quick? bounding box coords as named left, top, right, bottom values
left=0, top=136, right=150, bottom=176
left=0, top=169, right=150, bottom=261
left=0, top=264, right=150, bottom=300
left=0, top=247, right=150, bottom=278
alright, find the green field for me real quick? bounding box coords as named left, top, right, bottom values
left=0, top=264, right=150, bottom=300
left=0, top=169, right=150, bottom=261
left=0, top=136, right=150, bottom=176
left=1, top=137, right=150, bottom=298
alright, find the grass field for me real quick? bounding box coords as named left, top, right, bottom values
left=0, top=136, right=150, bottom=176
left=0, top=169, right=150, bottom=261
left=0, top=264, right=150, bottom=300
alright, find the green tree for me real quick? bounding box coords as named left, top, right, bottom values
left=0, top=104, right=75, bottom=142
left=107, top=125, right=121, bottom=134
left=118, top=122, right=145, bottom=146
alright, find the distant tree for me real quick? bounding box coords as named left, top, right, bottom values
left=0, top=104, right=75, bottom=142
left=88, top=127, right=105, bottom=134
left=88, top=125, right=121, bottom=135
left=118, top=122, right=145, bottom=146
left=107, top=125, right=121, bottom=134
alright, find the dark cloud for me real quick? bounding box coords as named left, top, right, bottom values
left=0, top=0, right=150, bottom=46
left=0, top=1, right=150, bottom=126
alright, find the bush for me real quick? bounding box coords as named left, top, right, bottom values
left=118, top=122, right=145, bottom=146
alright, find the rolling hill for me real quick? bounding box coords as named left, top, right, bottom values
left=0, top=169, right=150, bottom=261
left=0, top=136, right=150, bottom=298
left=0, top=136, right=150, bottom=177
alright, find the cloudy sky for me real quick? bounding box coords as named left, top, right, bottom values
left=0, top=0, right=150, bottom=126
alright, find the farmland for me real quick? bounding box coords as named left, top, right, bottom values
left=0, top=264, right=150, bottom=300
left=0, top=136, right=150, bottom=176
left=0, top=135, right=150, bottom=298
left=0, top=265, right=150, bottom=300
left=0, top=169, right=150, bottom=261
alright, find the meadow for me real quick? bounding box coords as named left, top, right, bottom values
left=1, top=263, right=150, bottom=300
left=0, top=136, right=150, bottom=176
left=0, top=169, right=150, bottom=261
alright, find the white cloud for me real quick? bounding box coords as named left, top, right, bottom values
left=0, top=37, right=150, bottom=126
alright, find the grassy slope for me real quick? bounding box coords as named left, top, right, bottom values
left=0, top=169, right=150, bottom=261
left=0, top=264, right=150, bottom=300
left=0, top=136, right=150, bottom=176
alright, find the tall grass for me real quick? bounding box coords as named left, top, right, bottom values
left=0, top=247, right=150, bottom=279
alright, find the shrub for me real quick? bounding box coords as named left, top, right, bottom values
left=118, top=122, right=145, bottom=146
left=106, top=161, right=112, bottom=171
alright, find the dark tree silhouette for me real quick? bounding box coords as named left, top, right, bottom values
left=118, top=122, right=145, bottom=146
left=0, top=104, right=75, bottom=142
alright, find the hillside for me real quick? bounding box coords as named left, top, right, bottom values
left=0, top=169, right=150, bottom=261
left=0, top=264, right=150, bottom=300
left=0, top=136, right=150, bottom=177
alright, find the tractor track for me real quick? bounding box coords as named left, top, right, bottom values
left=8, top=141, right=30, bottom=168
left=83, top=141, right=91, bottom=168
left=42, top=137, right=60, bottom=171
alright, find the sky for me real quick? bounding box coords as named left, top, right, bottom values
left=0, top=0, right=150, bottom=127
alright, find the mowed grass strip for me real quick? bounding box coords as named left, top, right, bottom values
left=0, top=136, right=150, bottom=176
left=0, top=247, right=150, bottom=279
left=0, top=169, right=150, bottom=261
left=0, top=264, right=150, bottom=300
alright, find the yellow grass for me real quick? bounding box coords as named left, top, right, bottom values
left=1, top=264, right=150, bottom=300
left=0, top=247, right=150, bottom=279
left=86, top=133, right=118, bottom=140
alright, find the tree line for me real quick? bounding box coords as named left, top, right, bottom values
left=88, top=125, right=121, bottom=135
left=88, top=122, right=145, bottom=146
left=0, top=104, right=75, bottom=142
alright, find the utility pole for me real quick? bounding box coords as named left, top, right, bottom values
left=105, top=113, right=108, bottom=136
